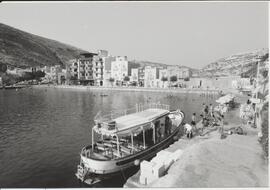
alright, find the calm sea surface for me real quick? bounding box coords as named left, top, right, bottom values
left=0, top=87, right=218, bottom=187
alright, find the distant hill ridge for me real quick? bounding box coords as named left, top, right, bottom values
left=200, top=49, right=268, bottom=77
left=0, top=23, right=267, bottom=76
left=0, top=23, right=88, bottom=68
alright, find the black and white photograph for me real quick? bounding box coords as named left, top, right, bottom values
left=0, top=1, right=268, bottom=188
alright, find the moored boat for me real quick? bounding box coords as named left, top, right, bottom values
left=75, top=103, right=185, bottom=185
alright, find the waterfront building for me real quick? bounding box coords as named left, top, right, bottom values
left=40, top=65, right=62, bottom=83
left=50, top=65, right=62, bottom=83
left=93, top=51, right=108, bottom=86
left=159, top=69, right=169, bottom=88
left=187, top=76, right=242, bottom=90
left=167, top=65, right=192, bottom=83
left=111, top=56, right=129, bottom=83
left=178, top=67, right=192, bottom=79
left=138, top=67, right=145, bottom=87
left=111, top=56, right=140, bottom=85
left=167, top=65, right=178, bottom=78
left=57, top=69, right=67, bottom=85
left=131, top=68, right=139, bottom=82
left=67, top=53, right=97, bottom=85
left=102, top=56, right=116, bottom=87
left=40, top=66, right=51, bottom=75
left=144, top=66, right=161, bottom=88
left=7, top=66, right=32, bottom=76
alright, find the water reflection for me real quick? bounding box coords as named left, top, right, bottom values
left=0, top=88, right=218, bottom=187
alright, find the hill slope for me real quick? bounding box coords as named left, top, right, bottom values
left=200, top=49, right=268, bottom=77
left=0, top=23, right=88, bottom=68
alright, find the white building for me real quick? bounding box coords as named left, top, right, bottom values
left=92, top=50, right=109, bottom=86
left=131, top=68, right=139, bottom=82
left=102, top=56, right=116, bottom=87
left=167, top=65, right=191, bottom=81
left=144, top=66, right=161, bottom=88
left=178, top=67, right=192, bottom=79
left=7, top=66, right=32, bottom=76
left=40, top=65, right=62, bottom=83
left=111, top=56, right=129, bottom=83
left=159, top=69, right=169, bottom=88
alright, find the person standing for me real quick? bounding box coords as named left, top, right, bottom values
left=219, top=115, right=224, bottom=134
left=209, top=104, right=214, bottom=118
left=191, top=113, right=197, bottom=131
left=202, top=103, right=206, bottom=118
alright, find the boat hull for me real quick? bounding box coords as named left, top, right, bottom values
left=76, top=110, right=184, bottom=185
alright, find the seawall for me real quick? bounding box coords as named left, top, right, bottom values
left=33, top=85, right=221, bottom=94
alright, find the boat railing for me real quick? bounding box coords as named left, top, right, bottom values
left=94, top=103, right=170, bottom=124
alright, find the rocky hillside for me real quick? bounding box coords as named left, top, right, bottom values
left=0, top=23, right=88, bottom=68
left=131, top=60, right=167, bottom=68
left=132, top=60, right=198, bottom=74
left=199, top=49, right=269, bottom=77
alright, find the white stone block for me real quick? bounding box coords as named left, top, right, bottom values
left=139, top=174, right=147, bottom=185
left=140, top=160, right=153, bottom=171
left=156, top=150, right=171, bottom=157
left=152, top=163, right=166, bottom=178
left=171, top=149, right=183, bottom=161
left=147, top=173, right=159, bottom=184
left=140, top=161, right=155, bottom=176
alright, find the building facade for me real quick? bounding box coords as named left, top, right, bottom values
left=167, top=65, right=191, bottom=81
left=144, top=66, right=160, bottom=88
left=67, top=53, right=97, bottom=85
left=138, top=67, right=145, bottom=87
left=7, top=66, right=32, bottom=76
left=159, top=69, right=169, bottom=88
left=102, top=56, right=116, bottom=87
left=110, top=57, right=141, bottom=85
left=178, top=67, right=192, bottom=79
left=111, top=56, right=129, bottom=83
left=131, top=68, right=139, bottom=82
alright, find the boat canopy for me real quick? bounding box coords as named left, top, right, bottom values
left=93, top=108, right=170, bottom=137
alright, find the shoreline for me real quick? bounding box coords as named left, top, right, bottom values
left=33, top=84, right=224, bottom=94
left=124, top=95, right=268, bottom=188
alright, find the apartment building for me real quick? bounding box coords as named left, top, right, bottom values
left=111, top=56, right=129, bottom=83
left=144, top=66, right=161, bottom=88
left=102, top=56, right=116, bottom=87
left=167, top=65, right=191, bottom=81
left=93, top=50, right=108, bottom=86
left=67, top=53, right=97, bottom=85
left=159, top=69, right=169, bottom=88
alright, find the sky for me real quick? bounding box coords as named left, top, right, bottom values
left=0, top=2, right=268, bottom=68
